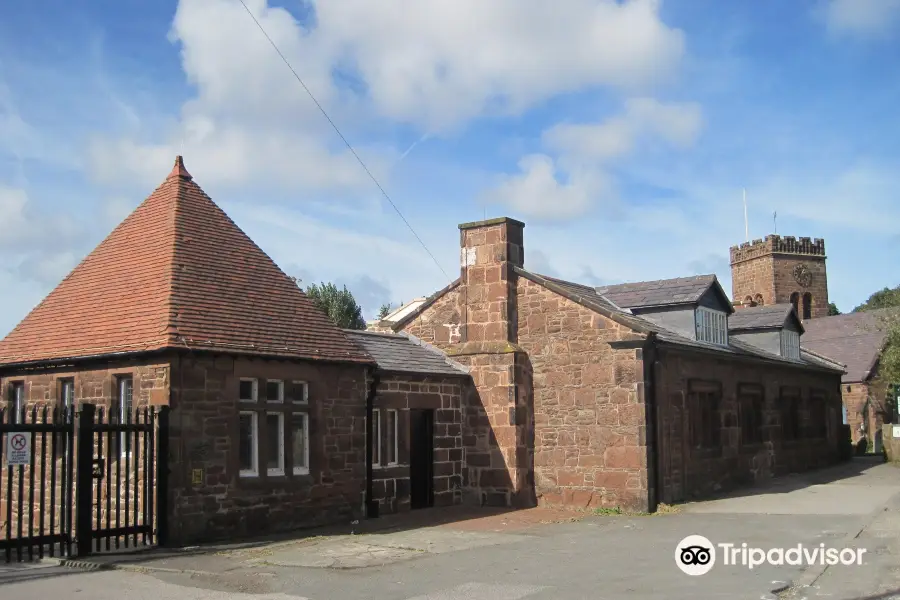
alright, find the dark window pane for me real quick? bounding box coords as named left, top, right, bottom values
left=239, top=414, right=255, bottom=472
left=239, top=379, right=256, bottom=401
left=371, top=410, right=380, bottom=466
left=266, top=413, right=283, bottom=472
left=291, top=413, right=308, bottom=471
left=386, top=410, right=397, bottom=464
left=266, top=381, right=283, bottom=402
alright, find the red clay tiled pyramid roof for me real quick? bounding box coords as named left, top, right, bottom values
left=0, top=157, right=373, bottom=366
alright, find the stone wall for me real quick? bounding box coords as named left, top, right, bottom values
left=0, top=359, right=169, bottom=548
left=370, top=374, right=466, bottom=513
left=655, top=348, right=843, bottom=503
left=729, top=235, right=829, bottom=319
left=516, top=277, right=651, bottom=512
left=166, top=353, right=368, bottom=544
left=402, top=285, right=463, bottom=347
left=771, top=254, right=829, bottom=319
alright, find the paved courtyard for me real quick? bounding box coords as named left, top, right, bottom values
left=2, top=457, right=898, bottom=600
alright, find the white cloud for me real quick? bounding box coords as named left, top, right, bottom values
left=484, top=99, right=703, bottom=219
left=819, top=0, right=900, bottom=38
left=483, top=154, right=605, bottom=220
left=87, top=0, right=685, bottom=189
left=315, top=0, right=685, bottom=130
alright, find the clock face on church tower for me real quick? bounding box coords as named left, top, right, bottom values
left=792, top=263, right=813, bottom=288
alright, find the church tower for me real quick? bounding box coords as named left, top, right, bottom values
left=729, top=235, right=829, bottom=320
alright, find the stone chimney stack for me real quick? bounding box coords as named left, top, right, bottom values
left=458, top=217, right=525, bottom=344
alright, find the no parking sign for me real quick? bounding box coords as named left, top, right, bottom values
left=6, top=432, right=31, bottom=466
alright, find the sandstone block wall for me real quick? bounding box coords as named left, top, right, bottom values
left=370, top=375, right=465, bottom=513
left=729, top=235, right=829, bottom=318
left=655, top=348, right=843, bottom=503
left=166, top=353, right=368, bottom=544
left=517, top=277, right=651, bottom=512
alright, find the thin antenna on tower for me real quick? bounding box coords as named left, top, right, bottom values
left=743, top=188, right=749, bottom=242
left=773, top=211, right=778, bottom=234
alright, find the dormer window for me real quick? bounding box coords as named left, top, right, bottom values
left=695, top=307, right=728, bottom=345
left=780, top=329, right=800, bottom=359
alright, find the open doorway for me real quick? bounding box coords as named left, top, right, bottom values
left=409, top=409, right=434, bottom=509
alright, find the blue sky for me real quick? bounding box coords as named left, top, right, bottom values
left=2, top=0, right=899, bottom=336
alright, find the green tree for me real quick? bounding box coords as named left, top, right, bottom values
left=853, top=285, right=900, bottom=312
left=305, top=282, right=367, bottom=330
left=377, top=303, right=392, bottom=320
left=828, top=302, right=841, bottom=316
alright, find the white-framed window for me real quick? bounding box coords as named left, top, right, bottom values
left=695, top=307, right=728, bottom=346
left=117, top=376, right=133, bottom=456
left=289, top=381, right=309, bottom=404
left=371, top=408, right=381, bottom=467
left=291, top=412, right=309, bottom=475
left=780, top=329, right=801, bottom=359
left=239, top=411, right=259, bottom=477
left=9, top=381, right=24, bottom=424
left=239, top=378, right=258, bottom=403
left=385, top=409, right=398, bottom=466
left=265, top=380, right=284, bottom=403
left=266, top=412, right=285, bottom=476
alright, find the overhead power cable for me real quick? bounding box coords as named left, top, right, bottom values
left=236, top=0, right=450, bottom=281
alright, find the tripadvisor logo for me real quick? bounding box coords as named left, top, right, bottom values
left=675, top=535, right=867, bottom=576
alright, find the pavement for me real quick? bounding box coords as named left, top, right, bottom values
left=1, top=456, right=898, bottom=600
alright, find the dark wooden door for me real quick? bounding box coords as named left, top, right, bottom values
left=409, top=409, right=434, bottom=510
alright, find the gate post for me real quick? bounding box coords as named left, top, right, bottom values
left=155, top=406, right=170, bottom=547
left=75, top=404, right=95, bottom=557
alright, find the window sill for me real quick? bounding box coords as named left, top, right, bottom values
left=373, top=464, right=408, bottom=477
left=239, top=471, right=259, bottom=478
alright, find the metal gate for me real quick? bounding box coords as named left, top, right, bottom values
left=1, top=403, right=168, bottom=562
left=0, top=405, right=75, bottom=562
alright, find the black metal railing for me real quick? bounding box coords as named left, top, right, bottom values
left=0, top=406, right=75, bottom=562
left=1, top=403, right=168, bottom=562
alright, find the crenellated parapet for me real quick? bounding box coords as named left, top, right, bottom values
left=730, top=235, right=825, bottom=264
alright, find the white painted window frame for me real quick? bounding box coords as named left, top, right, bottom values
left=118, top=376, right=133, bottom=457
left=266, top=379, right=284, bottom=403
left=11, top=381, right=24, bottom=424
left=239, top=411, right=259, bottom=478
left=291, top=412, right=310, bottom=475
left=60, top=379, right=74, bottom=413
left=695, top=307, right=728, bottom=346
left=291, top=381, right=309, bottom=404
left=239, top=378, right=258, bottom=403
left=266, top=412, right=285, bottom=476
left=372, top=408, right=381, bottom=468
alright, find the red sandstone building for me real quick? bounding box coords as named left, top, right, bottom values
left=379, top=217, right=847, bottom=510
left=730, top=235, right=897, bottom=453
left=0, top=158, right=852, bottom=546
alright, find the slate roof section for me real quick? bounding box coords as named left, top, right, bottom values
left=801, top=310, right=893, bottom=383
left=594, top=275, right=719, bottom=309
left=521, top=270, right=842, bottom=374
left=729, top=304, right=803, bottom=332
left=344, top=330, right=468, bottom=377
left=0, top=157, right=373, bottom=366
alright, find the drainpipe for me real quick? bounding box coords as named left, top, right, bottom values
left=643, top=333, right=660, bottom=513
left=365, top=367, right=380, bottom=518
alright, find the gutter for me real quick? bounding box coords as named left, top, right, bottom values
left=365, top=366, right=380, bottom=518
